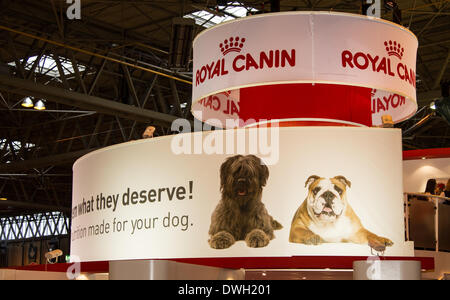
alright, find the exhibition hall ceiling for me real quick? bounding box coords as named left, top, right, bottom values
left=0, top=0, right=449, bottom=216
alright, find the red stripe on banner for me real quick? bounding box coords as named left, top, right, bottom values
left=7, top=256, right=434, bottom=273
left=247, top=120, right=362, bottom=127
left=403, top=148, right=450, bottom=160
left=169, top=256, right=434, bottom=271
left=9, top=261, right=109, bottom=273
left=239, top=83, right=373, bottom=127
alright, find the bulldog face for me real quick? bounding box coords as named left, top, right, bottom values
left=305, top=175, right=351, bottom=223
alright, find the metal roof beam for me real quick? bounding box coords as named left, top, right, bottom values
left=0, top=74, right=183, bottom=126
left=0, top=148, right=96, bottom=173
left=0, top=200, right=70, bottom=213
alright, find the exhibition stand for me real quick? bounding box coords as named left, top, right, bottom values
left=65, top=12, right=442, bottom=280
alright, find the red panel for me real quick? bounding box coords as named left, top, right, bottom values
left=9, top=261, right=109, bottom=273
left=403, top=148, right=450, bottom=160
left=169, top=256, right=434, bottom=271
left=238, top=83, right=373, bottom=126
left=8, top=256, right=434, bottom=273
left=248, top=120, right=361, bottom=127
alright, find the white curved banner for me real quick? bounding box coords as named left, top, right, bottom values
left=192, top=12, right=418, bottom=126
left=71, top=127, right=413, bottom=262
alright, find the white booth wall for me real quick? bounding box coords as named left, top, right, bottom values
left=403, top=158, right=450, bottom=193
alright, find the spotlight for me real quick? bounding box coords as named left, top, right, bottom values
left=384, top=1, right=401, bottom=24
left=381, top=114, right=394, bottom=128
left=430, top=101, right=436, bottom=110
left=142, top=126, right=156, bottom=139
left=384, top=0, right=397, bottom=10
left=21, top=97, right=34, bottom=108
left=33, top=99, right=46, bottom=110
left=45, top=249, right=63, bottom=264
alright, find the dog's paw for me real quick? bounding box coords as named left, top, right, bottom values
left=245, top=229, right=270, bottom=248
left=368, top=235, right=394, bottom=252
left=302, top=233, right=323, bottom=245
left=209, top=231, right=235, bottom=249
left=271, top=219, right=283, bottom=230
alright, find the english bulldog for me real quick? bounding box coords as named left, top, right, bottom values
left=289, top=175, right=393, bottom=252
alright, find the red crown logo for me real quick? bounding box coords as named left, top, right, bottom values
left=384, top=40, right=404, bottom=59
left=220, top=36, right=246, bottom=56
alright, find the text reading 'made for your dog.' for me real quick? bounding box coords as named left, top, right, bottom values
left=72, top=181, right=194, bottom=217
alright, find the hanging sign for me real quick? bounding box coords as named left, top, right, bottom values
left=191, top=12, right=418, bottom=127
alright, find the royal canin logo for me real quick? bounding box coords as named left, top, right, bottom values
left=384, top=40, right=404, bottom=60
left=220, top=36, right=246, bottom=55
left=341, top=40, right=415, bottom=88
left=196, top=37, right=296, bottom=87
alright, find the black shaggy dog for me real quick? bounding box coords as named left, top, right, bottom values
left=208, top=154, right=282, bottom=249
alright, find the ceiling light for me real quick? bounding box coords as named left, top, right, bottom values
left=21, top=97, right=34, bottom=108
left=34, top=99, right=46, bottom=110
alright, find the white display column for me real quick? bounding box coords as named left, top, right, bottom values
left=353, top=260, right=421, bottom=280
left=109, top=260, right=245, bottom=280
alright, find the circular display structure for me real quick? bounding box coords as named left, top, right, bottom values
left=191, top=12, right=418, bottom=128
left=70, top=127, right=414, bottom=262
